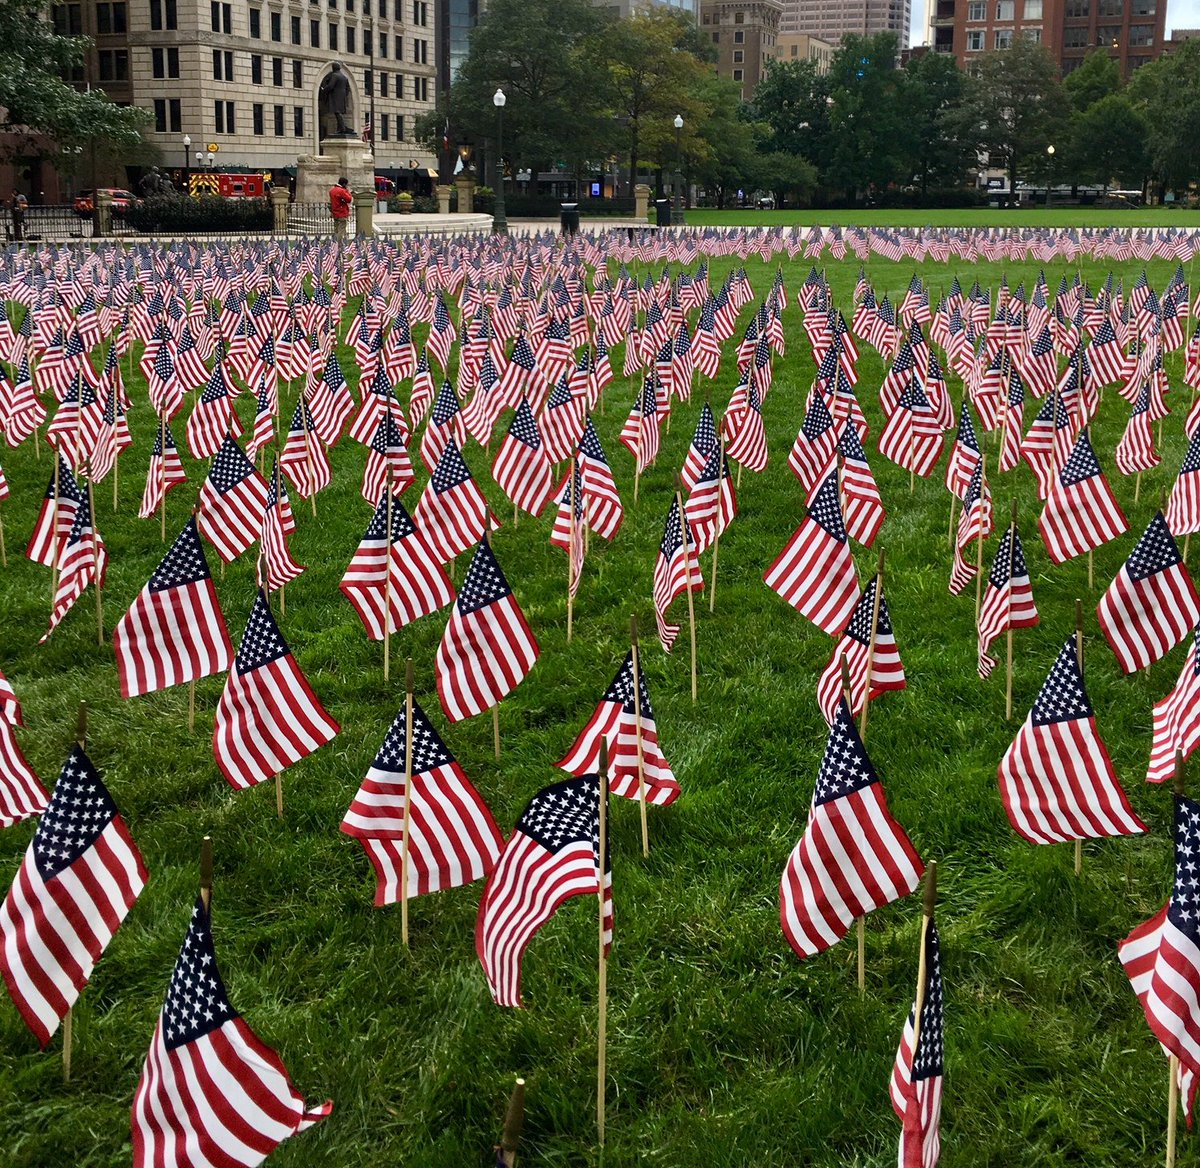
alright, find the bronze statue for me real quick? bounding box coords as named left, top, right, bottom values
left=319, top=63, right=354, bottom=138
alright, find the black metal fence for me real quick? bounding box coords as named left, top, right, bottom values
left=6, top=204, right=93, bottom=243
left=285, top=202, right=336, bottom=235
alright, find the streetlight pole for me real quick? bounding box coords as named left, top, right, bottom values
left=492, top=87, right=507, bottom=235
left=182, top=133, right=190, bottom=193
left=1046, top=143, right=1055, bottom=209
left=671, top=113, right=683, bottom=226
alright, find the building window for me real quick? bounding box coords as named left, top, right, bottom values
left=1132, top=0, right=1155, bottom=13
left=381, top=113, right=389, bottom=140
left=346, top=26, right=355, bottom=53
left=214, top=100, right=235, bottom=132
left=163, top=0, right=176, bottom=27
left=416, top=38, right=427, bottom=62
left=732, top=67, right=743, bottom=80
left=346, top=0, right=353, bottom=10
left=1023, top=25, right=1042, bottom=39
left=310, top=19, right=320, bottom=45
left=995, top=0, right=1014, bottom=17
left=294, top=106, right=304, bottom=136
left=212, top=49, right=233, bottom=80
left=394, top=73, right=403, bottom=97
left=734, top=9, right=743, bottom=20
left=1064, top=0, right=1089, bottom=14
left=379, top=32, right=388, bottom=56
left=51, top=3, right=82, bottom=34
left=733, top=49, right=743, bottom=61
left=169, top=97, right=180, bottom=132
left=149, top=0, right=162, bottom=29
left=270, top=9, right=281, bottom=38
left=273, top=104, right=284, bottom=136
left=415, top=76, right=428, bottom=100
left=396, top=114, right=403, bottom=139
left=98, top=49, right=129, bottom=80
left=734, top=28, right=744, bottom=41
left=413, top=0, right=427, bottom=22
left=1023, top=0, right=1042, bottom=15
left=967, top=0, right=985, bottom=16
left=329, top=22, right=339, bottom=50
left=153, top=98, right=167, bottom=133
left=251, top=54, right=263, bottom=84
left=380, top=71, right=388, bottom=95
left=364, top=68, right=372, bottom=95
left=363, top=28, right=372, bottom=55
left=270, top=56, right=281, bottom=85
left=1129, top=22, right=1154, bottom=42
left=96, top=2, right=127, bottom=33
left=1098, top=23, right=1121, bottom=42
left=994, top=27, right=1013, bottom=46
left=1062, top=23, right=1089, bottom=43
left=210, top=1, right=230, bottom=32
left=252, top=103, right=264, bottom=134
left=289, top=13, right=299, bottom=41
left=293, top=59, right=302, bottom=87
left=152, top=47, right=165, bottom=77
left=1098, top=0, right=1122, bottom=12
left=966, top=28, right=984, bottom=47
left=712, top=30, right=719, bottom=41
left=249, top=6, right=261, bottom=35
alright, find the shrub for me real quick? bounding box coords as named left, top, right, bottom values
left=123, top=194, right=273, bottom=234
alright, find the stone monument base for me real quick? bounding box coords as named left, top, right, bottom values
left=296, top=138, right=375, bottom=204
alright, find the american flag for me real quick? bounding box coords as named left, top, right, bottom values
left=763, top=471, right=858, bottom=636
left=261, top=462, right=306, bottom=592
left=26, top=454, right=82, bottom=568
left=279, top=397, right=332, bottom=499
left=1118, top=794, right=1200, bottom=1126
left=877, top=380, right=944, bottom=479
left=419, top=378, right=466, bottom=474
left=998, top=634, right=1146, bottom=844
left=557, top=649, right=679, bottom=805
left=341, top=694, right=504, bottom=905
left=977, top=524, right=1039, bottom=679
left=815, top=575, right=906, bottom=726
left=131, top=895, right=332, bottom=1167
left=213, top=590, right=340, bottom=790
left=475, top=774, right=611, bottom=1008
left=1166, top=428, right=1200, bottom=538
left=549, top=465, right=586, bottom=600
left=683, top=441, right=737, bottom=555
left=435, top=537, right=539, bottom=722
left=618, top=377, right=660, bottom=473
left=653, top=496, right=704, bottom=652
left=113, top=517, right=233, bottom=699
left=577, top=417, right=624, bottom=540
left=415, top=438, right=496, bottom=564
left=307, top=350, right=354, bottom=446
left=890, top=918, right=944, bottom=1168
left=41, top=486, right=106, bottom=643
left=837, top=423, right=886, bottom=548
left=789, top=392, right=837, bottom=493
left=340, top=491, right=454, bottom=640
left=492, top=397, right=553, bottom=518
left=538, top=375, right=585, bottom=466
left=197, top=436, right=271, bottom=563
left=681, top=400, right=719, bottom=492
left=361, top=407, right=415, bottom=507
left=1097, top=510, right=1200, bottom=673
left=1038, top=429, right=1127, bottom=564
left=186, top=361, right=238, bottom=461
left=724, top=374, right=769, bottom=473
left=949, top=459, right=993, bottom=596
left=779, top=698, right=923, bottom=959
left=0, top=719, right=47, bottom=828
left=944, top=401, right=981, bottom=500
left=1114, top=382, right=1160, bottom=476
left=1148, top=626, right=1200, bottom=783
left=0, top=746, right=146, bottom=1046
left=137, top=418, right=188, bottom=520
left=245, top=380, right=276, bottom=462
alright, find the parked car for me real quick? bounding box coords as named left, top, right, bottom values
left=73, top=189, right=138, bottom=218
left=756, top=194, right=776, bottom=209
left=375, top=176, right=396, bottom=198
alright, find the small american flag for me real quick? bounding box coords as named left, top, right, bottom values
left=577, top=418, right=624, bottom=540
left=653, top=496, right=703, bottom=652
left=1166, top=429, right=1200, bottom=538
left=1147, top=625, right=1200, bottom=783
left=186, top=361, right=238, bottom=460
left=41, top=486, right=106, bottom=643
left=780, top=698, right=923, bottom=959
left=137, top=419, right=188, bottom=520
left=361, top=407, right=415, bottom=506
left=492, top=397, right=553, bottom=518
left=415, top=438, right=496, bottom=564
left=435, top=537, right=539, bottom=722
left=789, top=392, right=837, bottom=493
left=998, top=634, right=1146, bottom=845
left=0, top=719, right=48, bottom=828
left=26, top=454, right=82, bottom=568
left=213, top=590, right=340, bottom=790
left=476, top=774, right=611, bottom=1007
left=340, top=695, right=504, bottom=905
left=1098, top=510, right=1200, bottom=673
left=1038, top=429, right=1127, bottom=564
left=977, top=524, right=1039, bottom=679
left=113, top=517, right=233, bottom=698
left=279, top=396, right=332, bottom=499
left=261, top=461, right=306, bottom=592
left=131, top=895, right=331, bottom=1166
left=0, top=746, right=146, bottom=1046
left=197, top=436, right=271, bottom=563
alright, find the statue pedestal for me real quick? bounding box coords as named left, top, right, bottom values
left=295, top=138, right=375, bottom=205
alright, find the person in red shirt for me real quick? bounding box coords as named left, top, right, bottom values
left=329, top=177, right=352, bottom=239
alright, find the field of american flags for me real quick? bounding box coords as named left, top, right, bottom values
left=1, top=234, right=1199, bottom=1167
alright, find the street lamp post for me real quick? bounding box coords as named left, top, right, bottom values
left=492, top=88, right=507, bottom=235
left=182, top=134, right=190, bottom=193
left=206, top=151, right=215, bottom=171
left=671, top=113, right=684, bottom=226
left=1046, top=144, right=1055, bottom=209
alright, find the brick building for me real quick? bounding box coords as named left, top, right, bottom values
left=701, top=0, right=784, bottom=97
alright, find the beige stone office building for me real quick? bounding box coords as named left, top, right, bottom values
left=701, top=0, right=784, bottom=97
left=770, top=31, right=835, bottom=71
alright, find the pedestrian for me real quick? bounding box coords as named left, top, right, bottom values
left=329, top=175, right=352, bottom=240
left=10, top=190, right=27, bottom=242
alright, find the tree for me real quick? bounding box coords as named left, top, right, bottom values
left=0, top=0, right=148, bottom=147
left=1062, top=48, right=1121, bottom=113
left=1128, top=39, right=1200, bottom=194
left=750, top=57, right=833, bottom=173
left=1066, top=93, right=1147, bottom=189
left=958, top=39, right=1069, bottom=194
left=900, top=50, right=977, bottom=196
left=447, top=0, right=611, bottom=183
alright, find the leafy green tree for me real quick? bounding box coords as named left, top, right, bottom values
left=957, top=39, right=1068, bottom=194
left=1064, top=93, right=1147, bottom=189
left=0, top=0, right=148, bottom=146
left=900, top=50, right=977, bottom=196
left=1127, top=39, right=1200, bottom=194
left=1062, top=48, right=1121, bottom=112
left=750, top=56, right=833, bottom=167
left=447, top=0, right=611, bottom=181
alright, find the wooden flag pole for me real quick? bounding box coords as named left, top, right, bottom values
left=709, top=429, right=726, bottom=615
left=497, top=1077, right=526, bottom=1168
left=675, top=481, right=698, bottom=703
left=1074, top=598, right=1084, bottom=876
left=493, top=704, right=501, bottom=760
left=86, top=476, right=103, bottom=647
left=1005, top=501, right=1018, bottom=722
left=299, top=401, right=318, bottom=518
left=0, top=508, right=6, bottom=567
left=567, top=468, right=576, bottom=643
left=384, top=487, right=394, bottom=681
left=839, top=653, right=866, bottom=994
left=858, top=548, right=886, bottom=742
left=63, top=702, right=88, bottom=1084
left=159, top=411, right=168, bottom=542
left=597, top=737, right=609, bottom=1150
left=910, top=861, right=938, bottom=1065
left=400, top=658, right=414, bottom=947
left=1135, top=468, right=1143, bottom=505
left=631, top=615, right=650, bottom=859
left=199, top=834, right=213, bottom=912
left=974, top=452, right=989, bottom=625
left=633, top=394, right=644, bottom=505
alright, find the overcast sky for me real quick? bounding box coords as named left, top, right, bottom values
left=909, top=0, right=1196, bottom=43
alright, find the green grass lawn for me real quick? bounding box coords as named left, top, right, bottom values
left=683, top=206, right=1200, bottom=228
left=0, top=240, right=1198, bottom=1167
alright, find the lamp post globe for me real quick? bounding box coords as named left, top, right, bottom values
left=671, top=114, right=684, bottom=226
left=492, top=87, right=508, bottom=235
left=182, top=134, right=191, bottom=191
